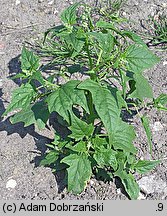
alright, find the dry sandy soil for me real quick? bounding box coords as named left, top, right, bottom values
left=0, top=0, right=166, bottom=200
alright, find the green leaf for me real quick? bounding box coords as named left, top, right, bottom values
left=21, top=47, right=39, bottom=73
left=153, top=94, right=167, bottom=111
left=88, top=32, right=114, bottom=55
left=60, top=2, right=80, bottom=25
left=117, top=172, right=140, bottom=200
left=31, top=70, right=45, bottom=86
left=134, top=160, right=160, bottom=174
left=66, top=141, right=87, bottom=153
left=3, top=84, right=36, bottom=116
left=114, top=157, right=139, bottom=199
left=110, top=120, right=137, bottom=154
left=122, top=31, right=147, bottom=47
left=61, top=154, right=92, bottom=194
left=78, top=79, right=120, bottom=131
left=92, top=136, right=108, bottom=150
left=10, top=106, right=35, bottom=127
left=46, top=80, right=89, bottom=122
left=43, top=25, right=66, bottom=44
left=32, top=101, right=50, bottom=129
left=40, top=151, right=59, bottom=166
left=93, top=148, right=117, bottom=170
left=141, top=115, right=152, bottom=154
left=10, top=101, right=49, bottom=129
left=128, top=73, right=153, bottom=100
left=78, top=79, right=136, bottom=153
left=63, top=28, right=85, bottom=54
left=96, top=20, right=121, bottom=35
left=69, top=112, right=94, bottom=141
left=123, top=44, right=160, bottom=73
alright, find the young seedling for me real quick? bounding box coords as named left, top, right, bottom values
left=3, top=3, right=167, bottom=199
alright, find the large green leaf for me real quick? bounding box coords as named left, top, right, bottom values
left=60, top=2, right=79, bottom=25
left=120, top=172, right=140, bottom=200
left=114, top=162, right=140, bottom=200
left=21, top=47, right=39, bottom=73
left=128, top=73, right=153, bottom=100
left=93, top=148, right=117, bottom=170
left=78, top=79, right=136, bottom=153
left=46, top=80, right=89, bottom=122
left=123, top=44, right=160, bottom=73
left=69, top=112, right=94, bottom=141
left=61, top=154, right=92, bottom=194
left=3, top=84, right=36, bottom=116
left=10, top=106, right=35, bottom=127
left=133, top=160, right=160, bottom=174
left=78, top=79, right=120, bottom=130
left=10, top=101, right=50, bottom=129
left=110, top=120, right=137, bottom=154
left=88, top=32, right=114, bottom=55
left=96, top=20, right=121, bottom=35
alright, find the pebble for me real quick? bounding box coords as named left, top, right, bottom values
left=48, top=0, right=54, bottom=5
left=163, top=61, right=167, bottom=66
left=0, top=79, right=2, bottom=87
left=138, top=175, right=166, bottom=194
left=137, top=192, right=146, bottom=200
left=162, top=3, right=167, bottom=8
left=117, top=188, right=122, bottom=194
left=15, top=0, right=21, bottom=6
left=152, top=121, right=164, bottom=132
left=89, top=180, right=95, bottom=186
left=6, top=179, right=17, bottom=189
left=53, top=9, right=59, bottom=15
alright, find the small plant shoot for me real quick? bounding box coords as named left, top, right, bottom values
left=3, top=3, right=167, bottom=199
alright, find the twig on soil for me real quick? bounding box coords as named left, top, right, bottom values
left=1, top=22, right=46, bottom=36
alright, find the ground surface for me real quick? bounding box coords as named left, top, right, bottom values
left=0, top=0, right=166, bottom=200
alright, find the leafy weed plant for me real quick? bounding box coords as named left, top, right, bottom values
left=143, top=12, right=167, bottom=49
left=3, top=3, right=167, bottom=199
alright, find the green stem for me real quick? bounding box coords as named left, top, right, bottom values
left=96, top=49, right=103, bottom=66
left=86, top=38, right=93, bottom=70
left=87, top=91, right=95, bottom=124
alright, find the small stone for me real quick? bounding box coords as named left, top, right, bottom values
left=117, top=188, right=121, bottom=194
left=137, top=192, right=146, bottom=200
left=48, top=0, right=54, bottom=5
left=162, top=3, right=167, bottom=8
left=138, top=175, right=166, bottom=194
left=6, top=179, right=17, bottom=189
left=163, top=61, right=167, bottom=66
left=53, top=9, right=59, bottom=15
left=38, top=0, right=44, bottom=2
left=89, top=180, right=95, bottom=186
left=15, top=0, right=21, bottom=5
left=0, top=79, right=3, bottom=87
left=122, top=12, right=126, bottom=16
left=152, top=121, right=164, bottom=132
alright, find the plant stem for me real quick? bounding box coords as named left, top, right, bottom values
left=96, top=49, right=103, bottom=66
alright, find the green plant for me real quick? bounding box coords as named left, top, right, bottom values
left=144, top=12, right=167, bottom=49
left=3, top=3, right=167, bottom=199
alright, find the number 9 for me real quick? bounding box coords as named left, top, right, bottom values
left=158, top=203, right=163, bottom=211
